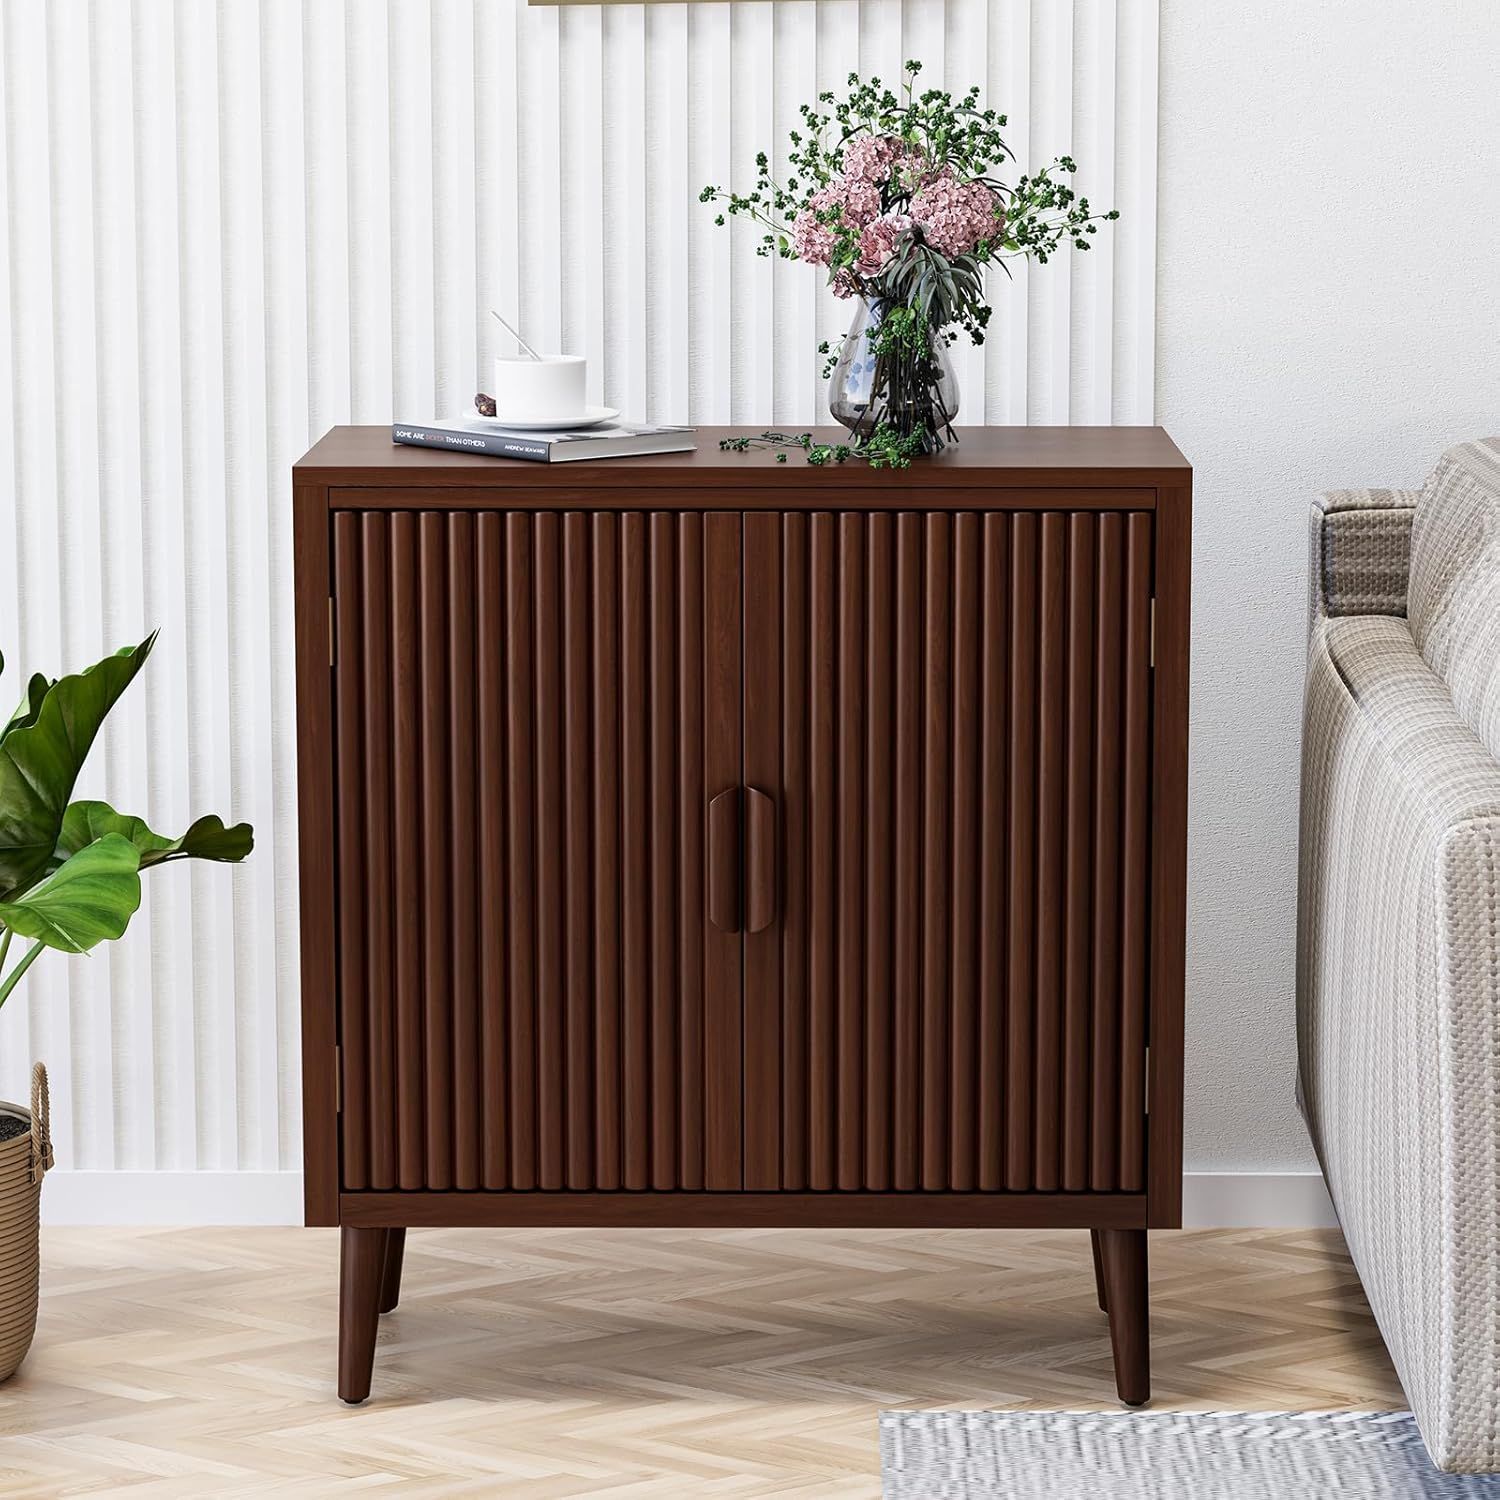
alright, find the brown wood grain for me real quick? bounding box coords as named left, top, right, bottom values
left=296, top=425, right=1189, bottom=495
left=303, top=438, right=1195, bottom=1434
left=505, top=514, right=539, bottom=1190
left=620, top=513, right=650, bottom=1190
left=921, top=513, right=953, bottom=1191
left=862, top=513, right=895, bottom=1193
left=891, top=512, right=923, bottom=1193
left=337, top=1226, right=385, bottom=1402
left=807, top=514, right=836, bottom=1192
left=976, top=514, right=1011, bottom=1193
left=590, top=512, right=621, bottom=1191
left=707, top=790, right=740, bottom=936
left=327, top=507, right=744, bottom=1199
left=1098, top=1228, right=1151, bottom=1405
left=779, top=516, right=809, bottom=1191
left=333, top=516, right=369, bottom=1191
left=476, top=513, right=509, bottom=1190
left=1033, top=513, right=1068, bottom=1192
left=836, top=515, right=865, bottom=1191
left=334, top=485, right=1163, bottom=518
left=1061, top=513, right=1097, bottom=1192
left=1119, top=513, right=1153, bottom=1190
left=340, top=1191, right=1150, bottom=1231
left=1004, top=513, right=1037, bottom=1192
left=702, top=512, right=743, bottom=1190
left=360, top=514, right=398, bottom=1193
left=677, top=514, right=707, bottom=1192
left=947, top=513, right=981, bottom=1193
left=648, top=513, right=679, bottom=1190
left=391, top=513, right=425, bottom=1191
left=419, top=514, right=455, bottom=1190
left=533, top=514, right=565, bottom=1191
left=744, top=792, right=776, bottom=935
left=742, top=513, right=782, bottom=1190
left=448, top=513, right=480, bottom=1192
left=562, top=513, right=594, bottom=1190
left=1148, top=482, right=1193, bottom=1226
left=1089, top=514, right=1125, bottom=1193
left=295, top=430, right=1188, bottom=1246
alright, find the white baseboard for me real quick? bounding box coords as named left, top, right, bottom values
left=38, top=1170, right=1337, bottom=1230
left=1182, top=1172, right=1336, bottom=1229
left=40, top=1172, right=306, bottom=1226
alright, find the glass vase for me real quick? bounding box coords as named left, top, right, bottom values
left=827, top=296, right=959, bottom=454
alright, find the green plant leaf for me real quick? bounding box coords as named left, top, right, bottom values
left=0, top=634, right=155, bottom=899
left=2, top=672, right=54, bottom=743
left=0, top=833, right=142, bottom=954
left=56, top=801, right=254, bottom=870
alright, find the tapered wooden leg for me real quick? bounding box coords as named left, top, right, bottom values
left=1090, top=1228, right=1109, bottom=1313
left=1097, top=1228, right=1149, bottom=1407
left=378, top=1228, right=406, bottom=1314
left=338, top=1226, right=386, bottom=1404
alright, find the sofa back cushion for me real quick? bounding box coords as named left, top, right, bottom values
left=1408, top=437, right=1500, bottom=759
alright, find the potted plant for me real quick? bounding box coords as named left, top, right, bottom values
left=0, top=633, right=251, bottom=1379
left=701, top=60, right=1118, bottom=462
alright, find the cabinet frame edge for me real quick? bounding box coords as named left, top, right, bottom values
left=1146, top=480, right=1192, bottom=1227
left=294, top=482, right=341, bottom=1226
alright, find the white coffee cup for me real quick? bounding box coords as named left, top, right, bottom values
left=493, top=354, right=588, bottom=424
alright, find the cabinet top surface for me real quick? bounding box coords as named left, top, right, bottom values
left=295, top=425, right=1190, bottom=494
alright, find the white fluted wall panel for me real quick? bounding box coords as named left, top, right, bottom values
left=0, top=0, right=1157, bottom=1175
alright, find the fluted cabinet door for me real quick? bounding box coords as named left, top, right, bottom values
left=331, top=508, right=743, bottom=1193
left=742, top=510, right=1154, bottom=1193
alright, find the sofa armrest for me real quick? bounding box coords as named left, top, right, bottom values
left=1308, top=488, right=1417, bottom=637
left=1298, top=615, right=1500, bottom=1469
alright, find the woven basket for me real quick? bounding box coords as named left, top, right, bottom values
left=0, top=1063, right=51, bottom=1381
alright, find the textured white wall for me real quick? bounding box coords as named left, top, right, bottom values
left=1157, top=0, right=1500, bottom=1171
left=0, top=0, right=1157, bottom=1181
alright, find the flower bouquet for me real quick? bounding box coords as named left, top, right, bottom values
left=701, top=62, right=1117, bottom=459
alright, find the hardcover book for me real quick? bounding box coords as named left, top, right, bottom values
left=392, top=419, right=696, bottom=463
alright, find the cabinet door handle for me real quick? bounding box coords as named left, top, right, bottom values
left=707, top=788, right=741, bottom=932
left=744, top=787, right=776, bottom=934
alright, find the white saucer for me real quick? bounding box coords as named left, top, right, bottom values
left=470, top=405, right=618, bottom=432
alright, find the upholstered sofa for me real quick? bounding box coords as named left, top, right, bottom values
left=1298, top=438, right=1500, bottom=1472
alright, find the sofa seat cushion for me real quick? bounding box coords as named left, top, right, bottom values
left=1408, top=438, right=1500, bottom=759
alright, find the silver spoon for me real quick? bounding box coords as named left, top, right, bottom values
left=490, top=309, right=543, bottom=361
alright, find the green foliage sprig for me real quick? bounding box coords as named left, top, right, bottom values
left=719, top=426, right=926, bottom=471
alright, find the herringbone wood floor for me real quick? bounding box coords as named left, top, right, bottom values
left=0, top=1226, right=1400, bottom=1497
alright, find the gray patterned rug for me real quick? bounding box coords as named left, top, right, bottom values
left=880, top=1412, right=1500, bottom=1497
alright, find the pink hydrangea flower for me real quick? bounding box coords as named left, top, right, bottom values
left=842, top=134, right=903, bottom=184
left=844, top=133, right=931, bottom=192
left=910, top=171, right=1003, bottom=259
left=791, top=175, right=882, bottom=265
left=790, top=190, right=839, bottom=265
left=857, top=212, right=913, bottom=275
left=839, top=175, right=881, bottom=228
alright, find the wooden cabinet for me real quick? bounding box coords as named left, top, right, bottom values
left=293, top=426, right=1192, bottom=1407
left=738, top=510, right=1156, bottom=1195
left=327, top=509, right=742, bottom=1194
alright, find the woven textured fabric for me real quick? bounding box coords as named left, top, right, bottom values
left=1309, top=488, right=1417, bottom=629
left=879, top=1411, right=1500, bottom=1497
left=1409, top=439, right=1500, bottom=759
left=1298, top=603, right=1500, bottom=1472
